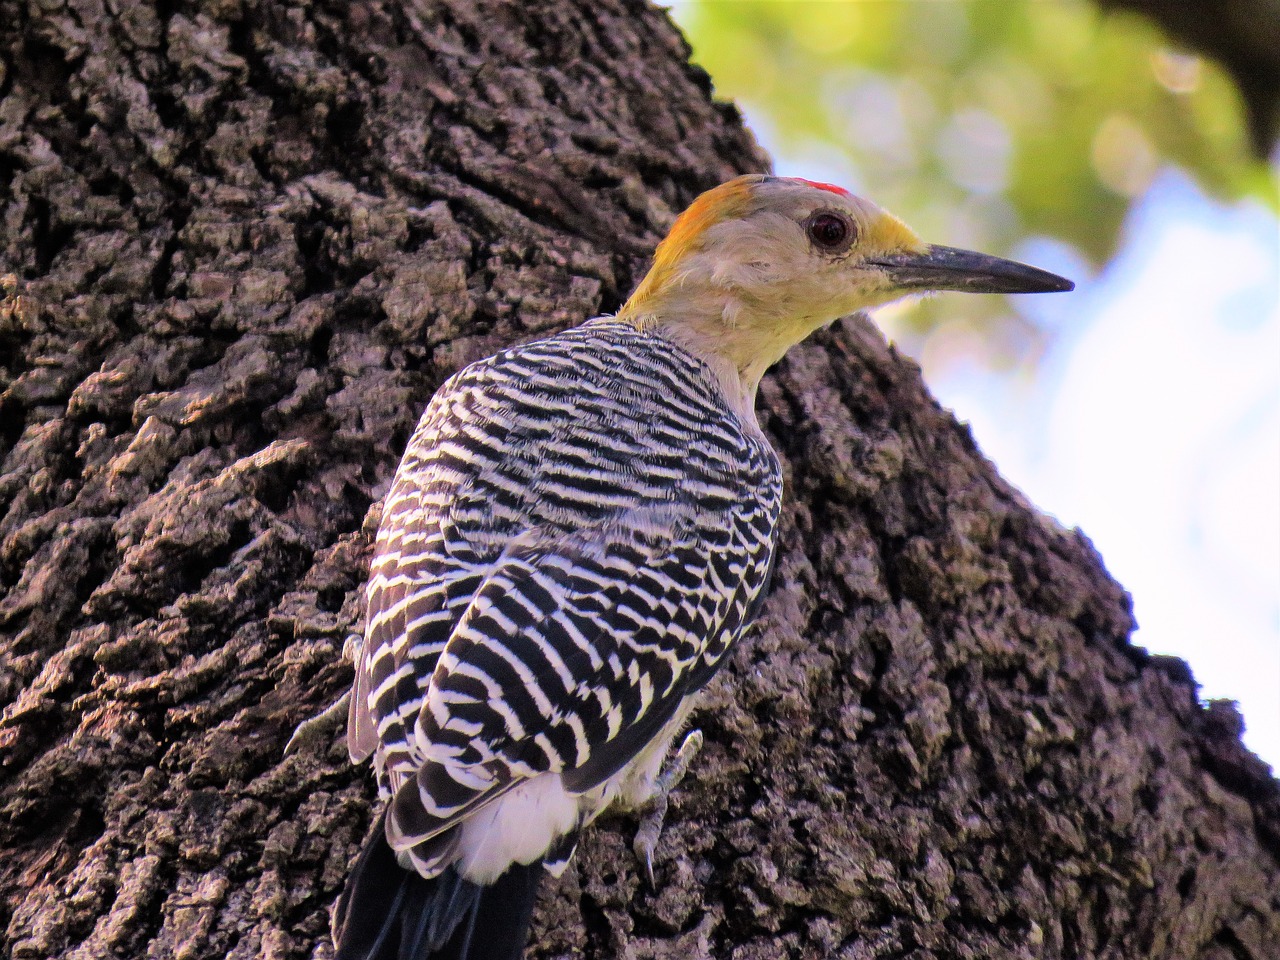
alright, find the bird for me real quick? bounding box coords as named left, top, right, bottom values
left=328, top=173, right=1073, bottom=960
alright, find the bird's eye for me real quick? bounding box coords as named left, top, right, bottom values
left=805, top=212, right=855, bottom=253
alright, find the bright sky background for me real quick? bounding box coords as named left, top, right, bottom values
left=826, top=159, right=1277, bottom=769
left=665, top=4, right=1280, bottom=770
left=820, top=162, right=1277, bottom=770
left=919, top=172, right=1280, bottom=769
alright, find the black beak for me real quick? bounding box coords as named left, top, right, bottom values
left=866, top=245, right=1074, bottom=294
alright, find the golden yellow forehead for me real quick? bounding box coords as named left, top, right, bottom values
left=858, top=205, right=926, bottom=256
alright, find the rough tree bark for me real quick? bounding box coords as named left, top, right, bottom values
left=1, top=2, right=1276, bottom=959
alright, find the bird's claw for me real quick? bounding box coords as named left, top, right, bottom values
left=632, top=729, right=703, bottom=888
left=283, top=691, right=350, bottom=757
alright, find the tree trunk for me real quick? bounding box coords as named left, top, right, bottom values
left=0, top=2, right=1275, bottom=959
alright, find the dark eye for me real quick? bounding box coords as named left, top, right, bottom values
left=805, top=212, right=855, bottom=252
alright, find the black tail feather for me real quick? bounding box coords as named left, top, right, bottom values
left=333, top=810, right=542, bottom=960
left=448, top=858, right=542, bottom=960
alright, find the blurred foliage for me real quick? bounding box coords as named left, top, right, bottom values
left=666, top=0, right=1277, bottom=364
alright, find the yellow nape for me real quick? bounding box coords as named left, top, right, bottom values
left=621, top=175, right=764, bottom=319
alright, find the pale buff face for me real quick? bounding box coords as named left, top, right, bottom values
left=619, top=176, right=928, bottom=378
left=619, top=175, right=1071, bottom=401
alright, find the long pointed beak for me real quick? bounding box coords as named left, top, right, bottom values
left=866, top=245, right=1074, bottom=294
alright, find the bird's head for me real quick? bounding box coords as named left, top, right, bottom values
left=619, top=174, right=1072, bottom=402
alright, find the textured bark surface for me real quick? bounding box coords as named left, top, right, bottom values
left=1, top=2, right=1276, bottom=959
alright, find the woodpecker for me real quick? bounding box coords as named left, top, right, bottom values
left=330, top=174, right=1072, bottom=960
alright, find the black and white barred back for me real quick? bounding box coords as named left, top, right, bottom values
left=348, top=317, right=783, bottom=881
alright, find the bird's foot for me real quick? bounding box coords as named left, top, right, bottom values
left=283, top=691, right=350, bottom=757
left=632, top=728, right=703, bottom=887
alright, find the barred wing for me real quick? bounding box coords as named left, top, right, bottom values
left=382, top=501, right=775, bottom=866
left=345, top=318, right=785, bottom=875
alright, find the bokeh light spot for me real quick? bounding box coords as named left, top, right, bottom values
left=1151, top=48, right=1203, bottom=94
left=1091, top=114, right=1158, bottom=196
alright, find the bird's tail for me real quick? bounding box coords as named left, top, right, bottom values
left=333, top=811, right=542, bottom=960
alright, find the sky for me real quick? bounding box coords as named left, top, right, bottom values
left=919, top=172, right=1280, bottom=768
left=830, top=162, right=1277, bottom=769
left=665, top=3, right=1280, bottom=770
